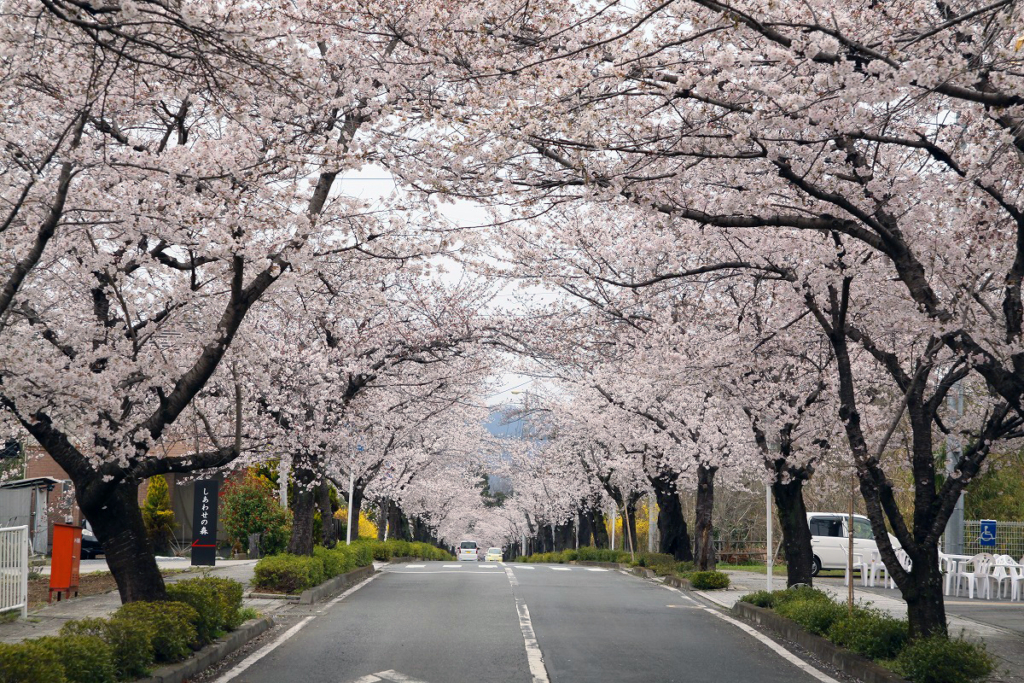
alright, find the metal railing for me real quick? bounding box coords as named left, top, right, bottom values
left=0, top=525, right=29, bottom=618
left=963, top=520, right=1024, bottom=559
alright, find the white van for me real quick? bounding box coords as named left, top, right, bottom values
left=806, top=512, right=901, bottom=576
left=458, top=540, right=478, bottom=562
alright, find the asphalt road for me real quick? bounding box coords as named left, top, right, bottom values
left=217, top=562, right=833, bottom=683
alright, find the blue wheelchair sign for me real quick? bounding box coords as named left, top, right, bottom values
left=979, top=520, right=997, bottom=547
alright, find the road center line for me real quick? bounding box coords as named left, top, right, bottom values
left=503, top=567, right=550, bottom=683
left=214, top=572, right=379, bottom=683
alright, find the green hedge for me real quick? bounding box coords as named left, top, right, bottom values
left=688, top=571, right=730, bottom=590
left=254, top=541, right=451, bottom=594
left=0, top=641, right=68, bottom=683
left=737, top=588, right=993, bottom=683
left=112, top=601, right=199, bottom=662
left=2, top=578, right=250, bottom=683
left=166, top=577, right=245, bottom=645
left=35, top=635, right=116, bottom=683
left=253, top=553, right=326, bottom=593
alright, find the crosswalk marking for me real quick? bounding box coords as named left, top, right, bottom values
left=550, top=567, right=571, bottom=571
left=479, top=564, right=498, bottom=568
left=404, top=564, right=426, bottom=568
left=441, top=564, right=462, bottom=568
left=512, top=565, right=535, bottom=569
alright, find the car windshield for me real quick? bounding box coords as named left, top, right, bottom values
left=489, top=548, right=501, bottom=553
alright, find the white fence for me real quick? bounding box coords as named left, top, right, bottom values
left=0, top=525, right=29, bottom=618
left=963, top=520, right=1024, bottom=560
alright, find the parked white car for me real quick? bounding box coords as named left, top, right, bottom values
left=807, top=512, right=901, bottom=576
left=457, top=540, right=478, bottom=562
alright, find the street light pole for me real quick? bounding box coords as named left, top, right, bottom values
left=766, top=481, right=773, bottom=593
left=346, top=469, right=355, bottom=546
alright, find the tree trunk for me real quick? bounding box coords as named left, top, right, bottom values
left=590, top=508, right=609, bottom=548
left=387, top=503, right=409, bottom=541
left=317, top=481, right=337, bottom=548
left=772, top=474, right=813, bottom=586
left=82, top=481, right=167, bottom=602
left=554, top=523, right=573, bottom=551
left=623, top=498, right=639, bottom=555
left=903, top=542, right=947, bottom=639
left=653, top=474, right=693, bottom=561
left=377, top=500, right=388, bottom=541
left=287, top=456, right=316, bottom=555
left=577, top=509, right=592, bottom=547
left=694, top=463, right=717, bottom=571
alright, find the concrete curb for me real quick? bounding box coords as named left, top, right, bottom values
left=661, top=574, right=694, bottom=590
left=138, top=616, right=274, bottom=683
left=573, top=561, right=625, bottom=569
left=247, top=592, right=300, bottom=601
left=732, top=602, right=906, bottom=683
left=298, top=565, right=375, bottom=605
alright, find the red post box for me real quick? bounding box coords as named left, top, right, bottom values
left=49, top=523, right=82, bottom=602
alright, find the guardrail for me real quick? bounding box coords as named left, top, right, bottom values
left=0, top=525, right=29, bottom=618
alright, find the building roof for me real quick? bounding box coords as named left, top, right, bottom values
left=0, top=476, right=66, bottom=490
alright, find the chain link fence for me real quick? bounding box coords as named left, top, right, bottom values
left=963, top=520, right=1024, bottom=559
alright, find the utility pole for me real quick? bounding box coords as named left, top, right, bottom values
left=766, top=481, right=773, bottom=593
left=943, top=381, right=965, bottom=555
left=346, top=469, right=355, bottom=546
left=648, top=493, right=657, bottom=553
left=611, top=506, right=617, bottom=551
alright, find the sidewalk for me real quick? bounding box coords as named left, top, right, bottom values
left=0, top=559, right=290, bottom=644
left=706, top=570, right=1024, bottom=683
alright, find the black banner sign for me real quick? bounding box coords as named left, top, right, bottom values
left=191, top=479, right=219, bottom=566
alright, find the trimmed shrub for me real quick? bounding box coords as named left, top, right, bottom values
left=775, top=595, right=846, bottom=635
left=61, top=617, right=153, bottom=680
left=890, top=635, right=994, bottom=683
left=35, top=635, right=116, bottom=683
left=350, top=543, right=374, bottom=566
left=112, top=601, right=199, bottom=662
left=688, top=571, right=730, bottom=590
left=0, top=641, right=67, bottom=683
left=739, top=590, right=778, bottom=609
left=167, top=577, right=244, bottom=644
left=676, top=561, right=695, bottom=573
left=314, top=545, right=352, bottom=578
left=635, top=552, right=674, bottom=569
left=253, top=553, right=325, bottom=593
left=828, top=608, right=908, bottom=661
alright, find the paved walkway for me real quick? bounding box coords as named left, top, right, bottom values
left=1, top=559, right=291, bottom=644
left=705, top=570, right=1024, bottom=683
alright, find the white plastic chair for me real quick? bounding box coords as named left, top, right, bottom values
left=844, top=553, right=867, bottom=586
left=989, top=556, right=1015, bottom=600
left=1011, top=559, right=1024, bottom=602
left=884, top=549, right=912, bottom=589
left=939, top=552, right=955, bottom=595
left=954, top=553, right=994, bottom=599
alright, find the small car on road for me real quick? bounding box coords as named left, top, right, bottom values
left=485, top=547, right=503, bottom=562
left=457, top=540, right=478, bottom=561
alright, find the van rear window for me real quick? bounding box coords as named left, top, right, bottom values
left=460, top=541, right=477, bottom=549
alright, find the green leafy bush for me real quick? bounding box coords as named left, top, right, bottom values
left=562, top=549, right=579, bottom=561
left=828, top=608, right=908, bottom=660
left=221, top=473, right=291, bottom=556
left=35, top=635, right=116, bottom=683
left=688, top=571, right=731, bottom=590
left=349, top=542, right=375, bottom=566
left=61, top=617, right=153, bottom=680
left=167, top=577, right=245, bottom=644
left=676, top=561, right=695, bottom=573
left=890, top=635, right=994, bottom=683
left=775, top=595, right=846, bottom=635
left=739, top=590, right=778, bottom=609
left=635, top=552, right=674, bottom=568
left=237, top=606, right=261, bottom=622
left=253, top=553, right=326, bottom=593
left=314, top=545, right=354, bottom=578
left=0, top=641, right=67, bottom=683
left=142, top=475, right=176, bottom=556
left=112, top=601, right=199, bottom=662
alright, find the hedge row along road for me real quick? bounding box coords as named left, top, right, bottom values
left=211, top=562, right=839, bottom=683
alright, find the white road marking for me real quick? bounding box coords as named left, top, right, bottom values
left=503, top=567, right=550, bottom=683
left=214, top=573, right=379, bottom=683
left=350, top=673, right=430, bottom=683
left=351, top=676, right=382, bottom=683
left=584, top=568, right=608, bottom=572
left=549, top=567, right=571, bottom=571
left=403, top=564, right=426, bottom=568
left=479, top=564, right=499, bottom=568
left=442, top=564, right=463, bottom=568
left=512, top=565, right=535, bottom=569
left=660, top=584, right=839, bottom=683
left=211, top=616, right=313, bottom=683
